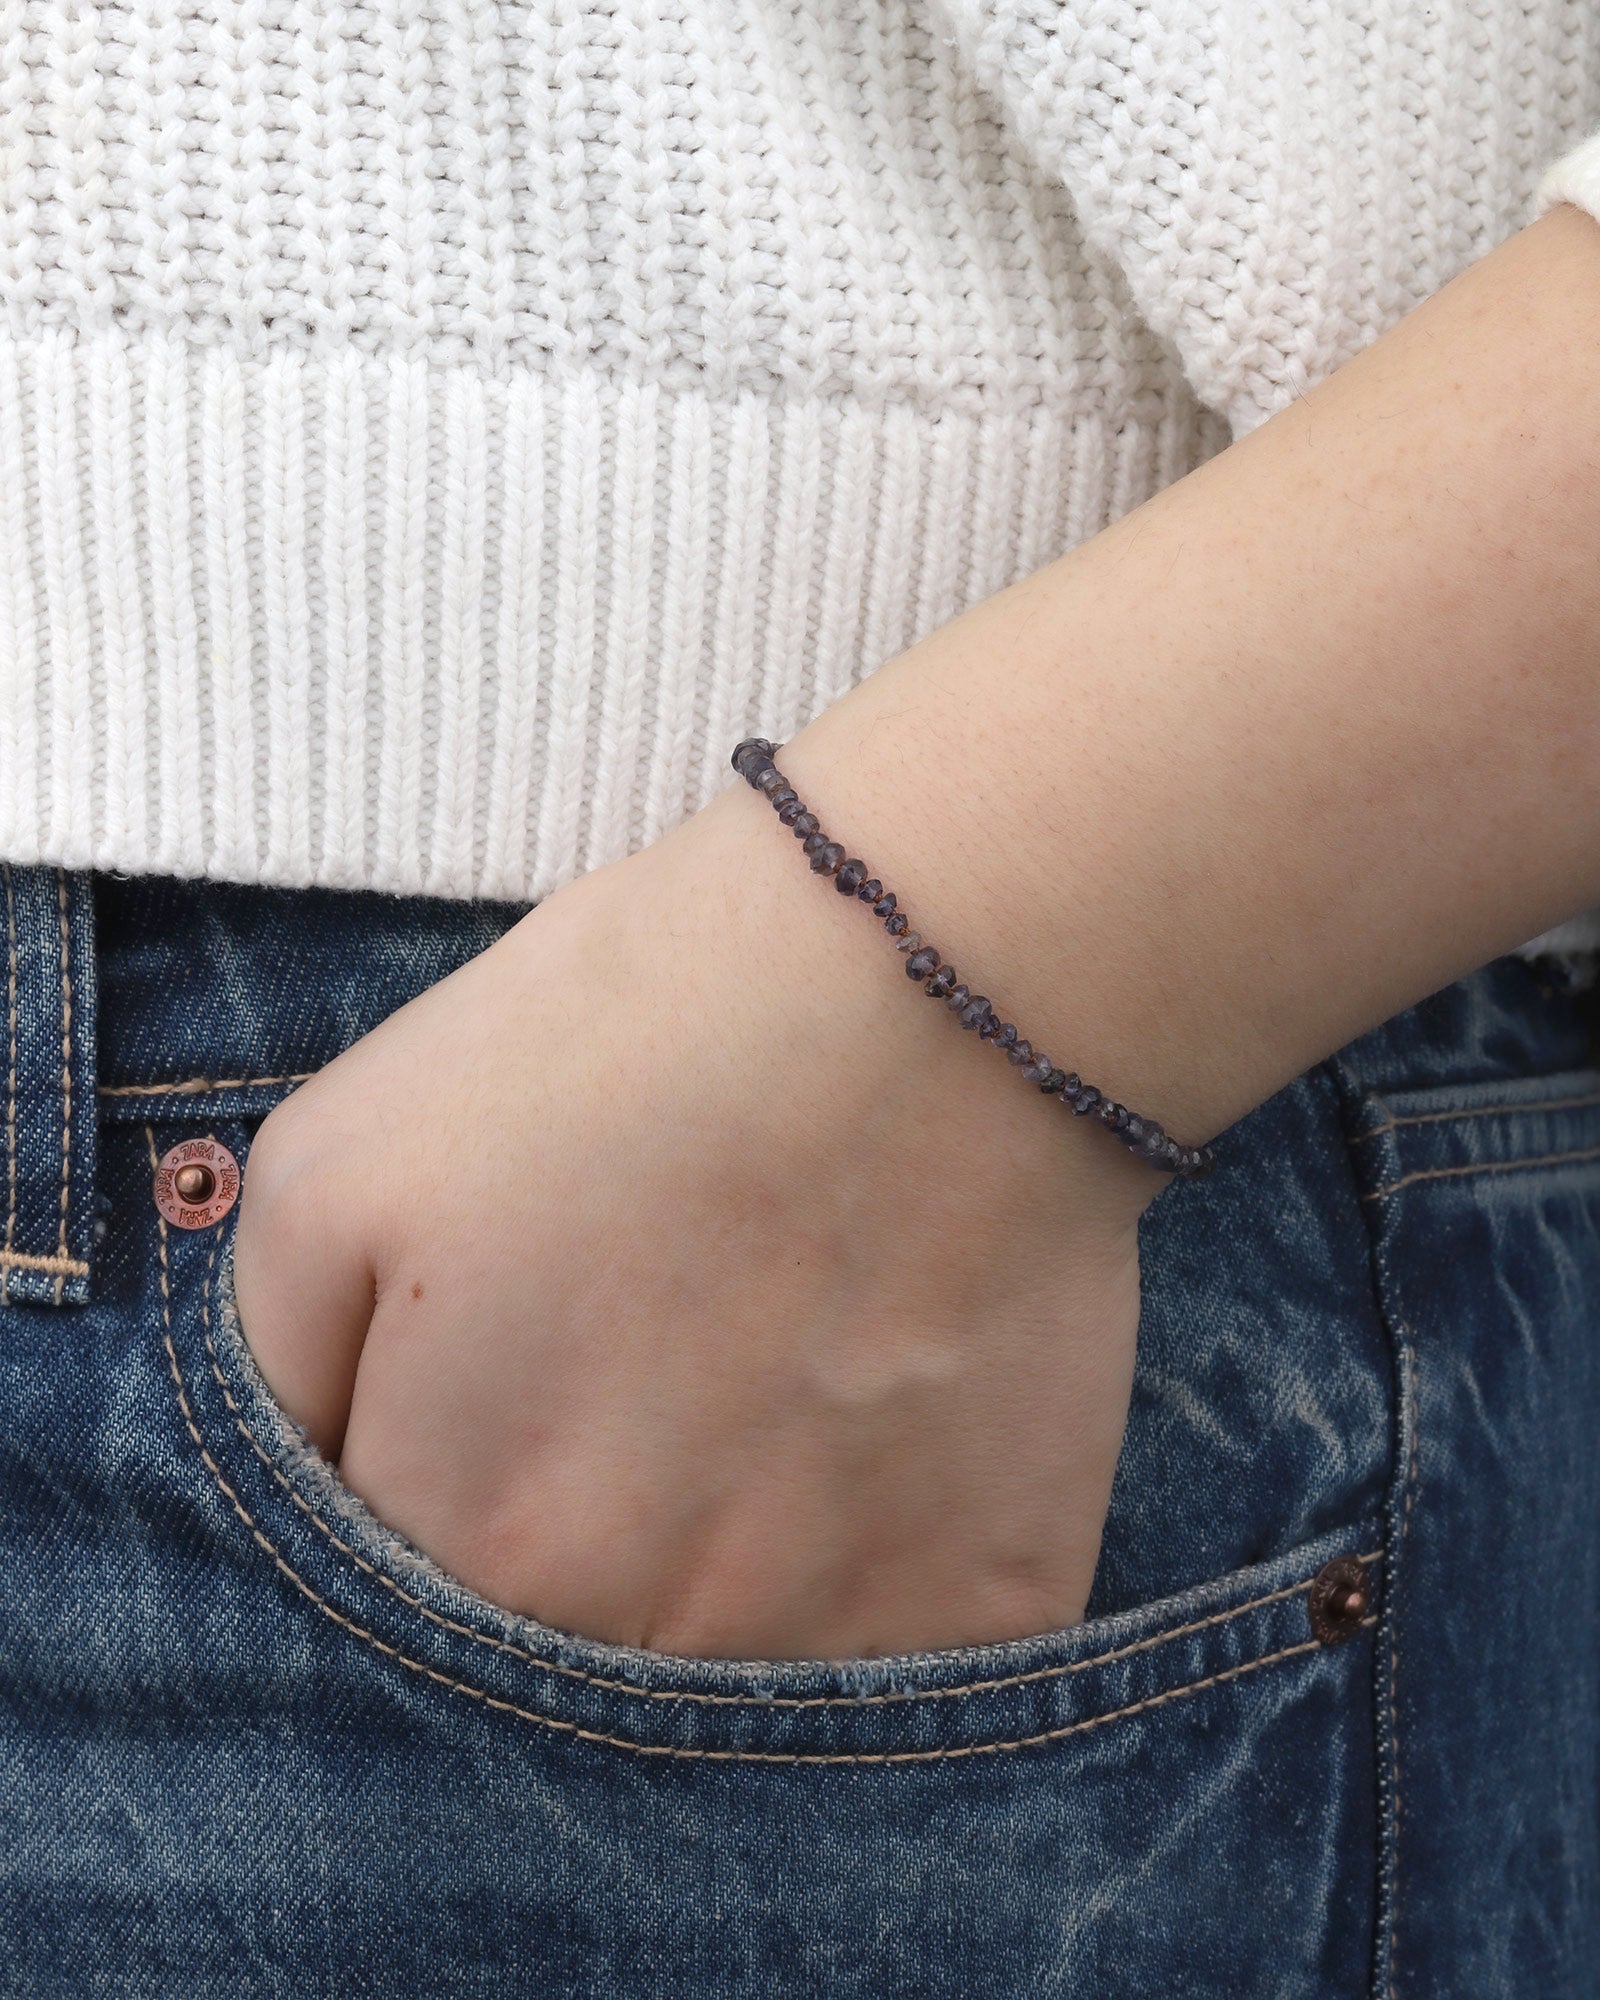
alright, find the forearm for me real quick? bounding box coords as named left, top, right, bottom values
left=239, top=207, right=1600, bottom=1657
left=238, top=201, right=1600, bottom=1662
left=756, top=202, right=1600, bottom=1159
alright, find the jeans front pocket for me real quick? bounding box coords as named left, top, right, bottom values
left=100, top=1103, right=1388, bottom=1997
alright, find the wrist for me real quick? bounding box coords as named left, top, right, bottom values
left=766, top=674, right=1249, bottom=1171
left=522, top=778, right=1162, bottom=1237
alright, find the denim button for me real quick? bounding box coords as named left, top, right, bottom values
left=1307, top=1556, right=1371, bottom=1645
left=152, top=1137, right=241, bottom=1231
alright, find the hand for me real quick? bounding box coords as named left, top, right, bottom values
left=231, top=778, right=1153, bottom=1660
left=234, top=205, right=1600, bottom=1661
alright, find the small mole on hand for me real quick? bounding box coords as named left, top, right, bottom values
left=411, top=1282, right=424, bottom=1301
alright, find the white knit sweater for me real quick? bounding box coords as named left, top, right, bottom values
left=2, top=3, right=1599, bottom=953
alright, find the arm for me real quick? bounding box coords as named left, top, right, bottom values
left=233, top=203, right=1600, bottom=1659
left=784, top=199, right=1600, bottom=1153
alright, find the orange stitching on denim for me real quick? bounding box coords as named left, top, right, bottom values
left=145, top=1132, right=1365, bottom=1759
left=203, top=1239, right=1379, bottom=1709
left=1362, top=1145, right=1600, bottom=1199
left=101, top=1071, right=315, bottom=1099
left=0, top=1247, right=91, bottom=1277
left=3, top=866, right=16, bottom=1305
left=1357, top=1083, right=1600, bottom=1142
left=52, top=871, right=72, bottom=1304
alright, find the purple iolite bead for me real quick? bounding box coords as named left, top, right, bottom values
left=733, top=738, right=1217, bottom=1183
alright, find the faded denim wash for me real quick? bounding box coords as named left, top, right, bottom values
left=1, top=865, right=1597, bottom=1996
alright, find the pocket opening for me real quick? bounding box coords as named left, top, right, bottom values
left=149, top=1165, right=1383, bottom=1764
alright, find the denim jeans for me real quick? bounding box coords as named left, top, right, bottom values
left=2, top=864, right=1597, bottom=1997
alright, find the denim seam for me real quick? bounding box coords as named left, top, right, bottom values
left=0, top=1246, right=91, bottom=1277
left=1386, top=1342, right=1420, bottom=2000
left=151, top=1133, right=1368, bottom=1759
left=52, top=870, right=72, bottom=1305
left=101, top=1070, right=315, bottom=1098
left=1356, top=1083, right=1600, bottom=1139
left=3, top=865, right=15, bottom=1303
left=1323, top=1054, right=1408, bottom=2000
left=1360, top=1166, right=1419, bottom=2000
left=1362, top=1145, right=1600, bottom=1199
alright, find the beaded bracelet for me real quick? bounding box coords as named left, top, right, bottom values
left=732, top=739, right=1216, bottom=1182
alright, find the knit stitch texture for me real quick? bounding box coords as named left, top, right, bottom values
left=1, top=2, right=1598, bottom=954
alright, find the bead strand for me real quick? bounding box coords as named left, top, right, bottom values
left=732, top=739, right=1216, bottom=1182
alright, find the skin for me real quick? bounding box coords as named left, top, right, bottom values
left=234, top=203, right=1600, bottom=1661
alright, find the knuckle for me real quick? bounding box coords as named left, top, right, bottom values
left=238, top=1098, right=328, bottom=1237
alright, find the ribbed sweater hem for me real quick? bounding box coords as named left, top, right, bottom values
left=0, top=322, right=1227, bottom=905
left=1, top=320, right=1593, bottom=962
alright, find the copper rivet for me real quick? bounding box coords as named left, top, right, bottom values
left=153, top=1138, right=241, bottom=1231
left=1307, top=1555, right=1371, bottom=1646
left=173, top=1163, right=216, bottom=1204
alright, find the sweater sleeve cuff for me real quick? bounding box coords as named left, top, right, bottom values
left=1534, top=131, right=1600, bottom=226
